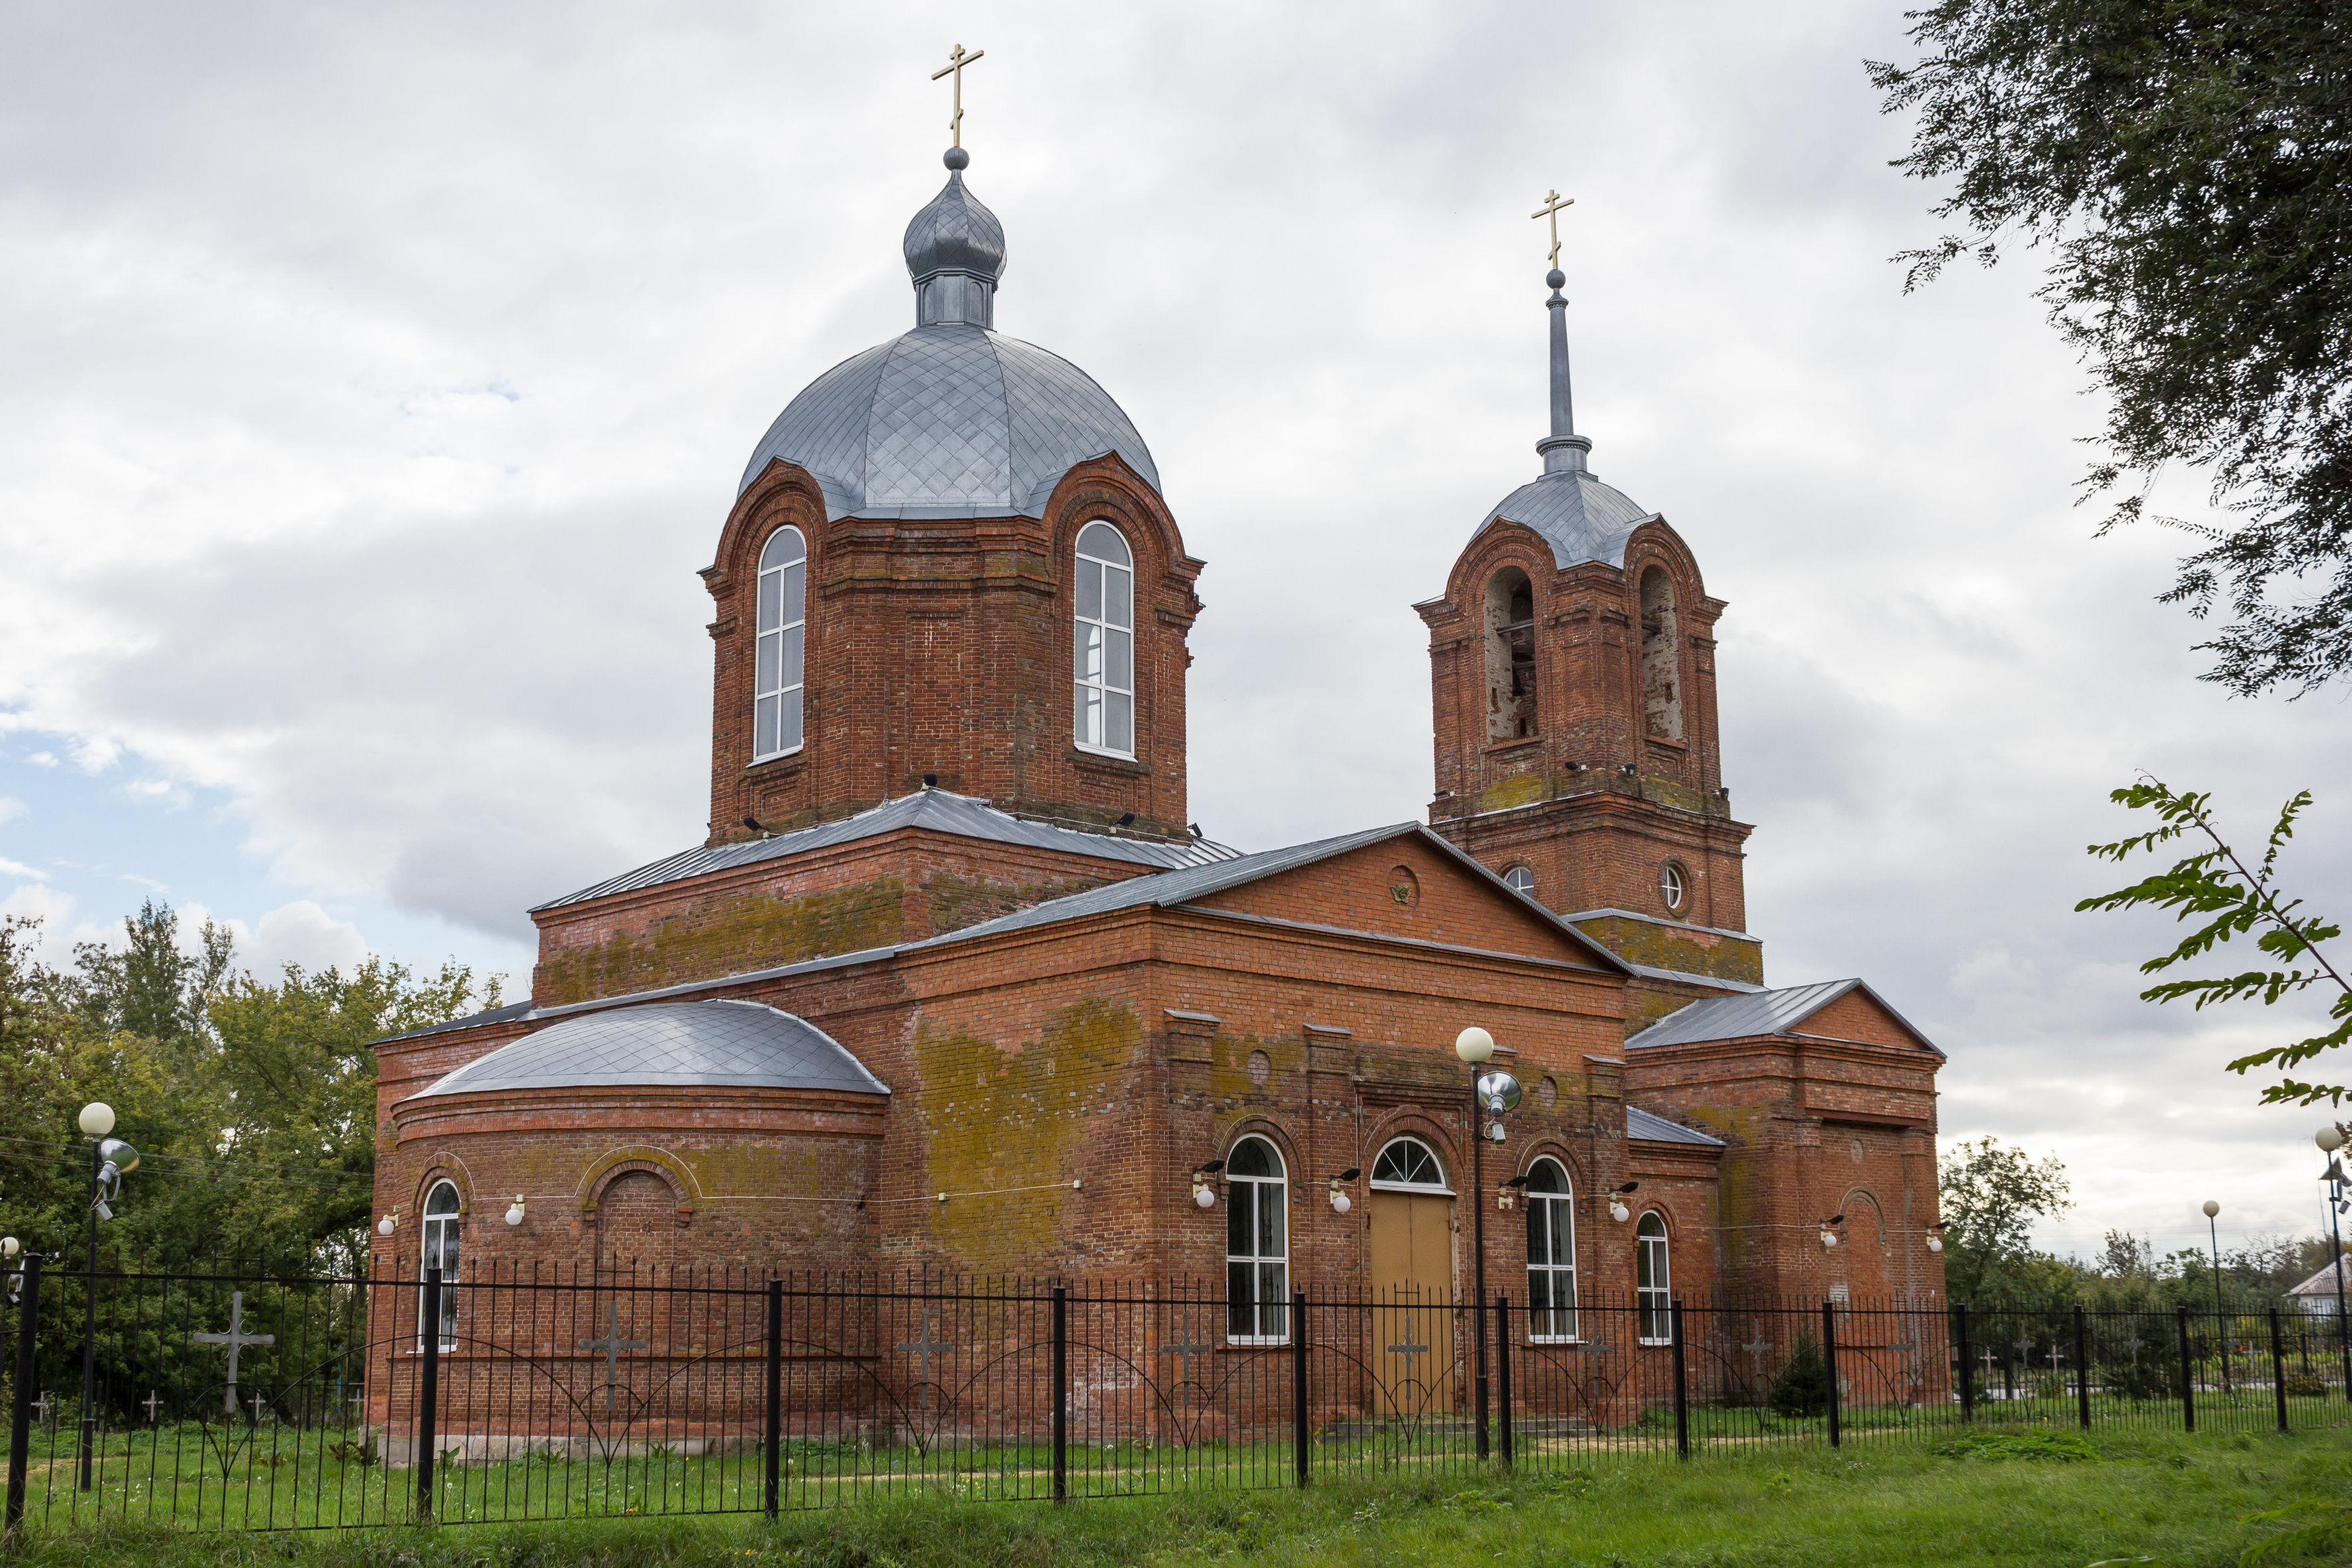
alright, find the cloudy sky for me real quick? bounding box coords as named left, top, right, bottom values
left=5, top=0, right=2348, bottom=1261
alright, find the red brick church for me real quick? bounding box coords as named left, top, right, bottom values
left=370, top=145, right=1948, bottom=1334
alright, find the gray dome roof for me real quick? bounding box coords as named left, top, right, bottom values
left=739, top=167, right=1160, bottom=521
left=409, top=1000, right=888, bottom=1099
left=1475, top=467, right=1658, bottom=570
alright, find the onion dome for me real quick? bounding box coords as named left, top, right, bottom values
left=738, top=149, right=1160, bottom=521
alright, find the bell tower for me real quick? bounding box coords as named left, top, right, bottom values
left=1417, top=251, right=1758, bottom=988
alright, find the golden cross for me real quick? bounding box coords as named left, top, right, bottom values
left=1531, top=189, right=1575, bottom=269
left=931, top=44, right=986, bottom=148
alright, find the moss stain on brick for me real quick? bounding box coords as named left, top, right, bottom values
left=919, top=872, right=1111, bottom=939
left=536, top=881, right=909, bottom=1006
left=1572, top=914, right=1764, bottom=986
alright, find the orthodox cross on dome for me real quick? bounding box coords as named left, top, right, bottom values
left=932, top=43, right=986, bottom=149
left=1531, top=189, right=1575, bottom=270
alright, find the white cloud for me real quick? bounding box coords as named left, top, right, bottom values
left=0, top=858, right=47, bottom=880
left=0, top=797, right=24, bottom=824
left=238, top=900, right=371, bottom=978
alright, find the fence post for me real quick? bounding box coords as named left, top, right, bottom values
left=1495, top=1292, right=1514, bottom=1467
left=1822, top=1300, right=1841, bottom=1449
left=2073, top=1305, right=2091, bottom=1430
left=1292, top=1291, right=1309, bottom=1487
left=416, top=1266, right=440, bottom=1520
left=1050, top=1286, right=1067, bottom=1505
left=1670, top=1299, right=1688, bottom=1461
left=1955, top=1304, right=1973, bottom=1420
left=2270, top=1306, right=2290, bottom=1433
left=764, top=1277, right=781, bottom=1520
left=6, top=1255, right=43, bottom=1534
left=2177, top=1306, right=2195, bottom=1433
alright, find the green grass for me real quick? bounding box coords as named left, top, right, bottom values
left=7, top=1424, right=2352, bottom=1567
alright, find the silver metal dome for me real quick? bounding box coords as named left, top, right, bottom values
left=1474, top=467, right=1657, bottom=569
left=738, top=167, right=1160, bottom=520
left=408, top=1000, right=888, bottom=1098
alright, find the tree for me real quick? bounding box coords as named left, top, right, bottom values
left=1940, top=1136, right=2074, bottom=1305
left=1870, top=3, right=2352, bottom=696
left=2077, top=775, right=2351, bottom=1105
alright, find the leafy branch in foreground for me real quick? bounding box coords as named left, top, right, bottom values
left=2078, top=776, right=2352, bottom=1105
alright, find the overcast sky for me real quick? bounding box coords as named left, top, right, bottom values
left=5, top=0, right=2349, bottom=1263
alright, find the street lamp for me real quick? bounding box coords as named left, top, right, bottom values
left=74, top=1101, right=136, bottom=1493
left=2203, top=1198, right=2229, bottom=1392
left=1454, top=1026, right=1518, bottom=1463
left=2317, top=1127, right=2351, bottom=1398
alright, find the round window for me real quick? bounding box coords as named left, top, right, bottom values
left=1502, top=865, right=1535, bottom=896
left=1658, top=861, right=1688, bottom=913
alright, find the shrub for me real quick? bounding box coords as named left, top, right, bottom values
left=2285, top=1372, right=2328, bottom=1397
left=1768, top=1334, right=1830, bottom=1418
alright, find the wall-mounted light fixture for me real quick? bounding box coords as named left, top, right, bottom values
left=505, top=1195, right=526, bottom=1227
left=1818, top=1214, right=1847, bottom=1249
left=377, top=1208, right=399, bottom=1237
left=1610, top=1180, right=1638, bottom=1223
left=1499, top=1175, right=1531, bottom=1212
left=1328, top=1168, right=1361, bottom=1214
left=1926, top=1220, right=1946, bottom=1253
left=1192, top=1160, right=1226, bottom=1209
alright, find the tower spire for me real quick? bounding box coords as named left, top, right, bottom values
left=1529, top=191, right=1591, bottom=475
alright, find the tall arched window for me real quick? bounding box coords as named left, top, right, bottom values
left=1524, top=1158, right=1577, bottom=1340
left=420, top=1180, right=463, bottom=1352
left=1635, top=1212, right=1672, bottom=1344
left=754, top=526, right=807, bottom=760
left=1639, top=566, right=1682, bottom=743
left=1371, top=1136, right=1449, bottom=1191
left=1483, top=568, right=1537, bottom=740
left=1225, top=1136, right=1288, bottom=1342
left=1073, top=521, right=1135, bottom=756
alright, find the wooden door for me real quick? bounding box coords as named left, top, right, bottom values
left=1369, top=1192, right=1456, bottom=1418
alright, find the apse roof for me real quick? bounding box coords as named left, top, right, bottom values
left=1626, top=1106, right=1725, bottom=1147
left=534, top=789, right=1239, bottom=913
left=1624, top=979, right=1943, bottom=1057
left=407, top=1000, right=888, bottom=1099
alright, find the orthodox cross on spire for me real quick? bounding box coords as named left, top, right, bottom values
left=932, top=44, right=986, bottom=148
left=1531, top=189, right=1575, bottom=269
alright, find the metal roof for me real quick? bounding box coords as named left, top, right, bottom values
left=1624, top=962, right=1764, bottom=993
left=1475, top=468, right=1658, bottom=570
left=408, top=1000, right=888, bottom=1100
left=2289, top=1259, right=2349, bottom=1297
left=534, top=790, right=1239, bottom=913
left=1626, top=1105, right=1725, bottom=1147
left=1624, top=979, right=1944, bottom=1057
left=376, top=1000, right=533, bottom=1048
left=737, top=172, right=1159, bottom=520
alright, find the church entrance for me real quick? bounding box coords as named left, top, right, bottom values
left=1366, top=1137, right=1456, bottom=1421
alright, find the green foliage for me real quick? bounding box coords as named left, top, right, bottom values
left=1870, top=3, right=2352, bottom=697
left=2078, top=775, right=2352, bottom=1105
left=1931, top=1428, right=2100, bottom=1462
left=1766, top=1332, right=1828, bottom=1418
left=1938, top=1137, right=2073, bottom=1306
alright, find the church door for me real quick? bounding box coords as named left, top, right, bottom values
left=1366, top=1137, right=1456, bottom=1419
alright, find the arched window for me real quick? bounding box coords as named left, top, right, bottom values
left=1073, top=521, right=1135, bottom=757
left=1524, top=1158, right=1577, bottom=1341
left=1636, top=1212, right=1672, bottom=1344
left=1658, top=861, right=1688, bottom=915
left=1371, top=1136, right=1449, bottom=1192
left=1639, top=566, right=1682, bottom=743
left=420, top=1180, right=463, bottom=1352
left=1225, top=1136, right=1288, bottom=1342
left=1483, top=568, right=1537, bottom=740
left=754, top=527, right=808, bottom=760
left=1502, top=865, right=1535, bottom=897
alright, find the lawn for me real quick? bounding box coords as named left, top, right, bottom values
left=6, top=1423, right=2352, bottom=1567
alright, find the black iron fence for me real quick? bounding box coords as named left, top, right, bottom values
left=0, top=1253, right=2345, bottom=1533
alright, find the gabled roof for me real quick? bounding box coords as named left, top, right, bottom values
left=533, top=789, right=1239, bottom=913
left=1627, top=1106, right=1724, bottom=1147
left=407, top=1000, right=888, bottom=1101
left=903, top=821, right=1632, bottom=973
left=1624, top=978, right=1943, bottom=1058
left=2289, top=1259, right=2349, bottom=1297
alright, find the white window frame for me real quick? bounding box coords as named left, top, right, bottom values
left=1072, top=521, right=1136, bottom=758
left=1224, top=1135, right=1289, bottom=1344
left=1524, top=1158, right=1579, bottom=1342
left=1502, top=865, right=1535, bottom=897
left=753, top=526, right=807, bottom=762
left=1369, top=1136, right=1452, bottom=1195
left=1658, top=861, right=1687, bottom=914
left=419, top=1179, right=463, bottom=1353
left=1636, top=1211, right=1672, bottom=1345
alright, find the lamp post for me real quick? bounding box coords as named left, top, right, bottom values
left=1452, top=1027, right=1520, bottom=1463
left=2316, top=1127, right=2351, bottom=1398
left=74, top=1102, right=137, bottom=1493
left=2203, top=1198, right=2229, bottom=1393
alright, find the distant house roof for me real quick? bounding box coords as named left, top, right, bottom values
left=2289, top=1258, right=2349, bottom=1297
left=1624, top=978, right=1943, bottom=1058
left=532, top=789, right=1241, bottom=913
left=1626, top=1106, right=1724, bottom=1147
left=407, top=1000, right=888, bottom=1100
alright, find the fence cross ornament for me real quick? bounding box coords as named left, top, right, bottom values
left=1159, top=1309, right=1214, bottom=1392
left=1743, top=1328, right=1773, bottom=1374
left=192, top=1292, right=276, bottom=1417
left=896, top=1306, right=953, bottom=1415
left=578, top=1302, right=647, bottom=1415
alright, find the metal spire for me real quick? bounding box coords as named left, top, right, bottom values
left=1530, top=191, right=1591, bottom=475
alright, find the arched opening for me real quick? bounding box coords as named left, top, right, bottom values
left=1482, top=568, right=1538, bottom=741
left=1225, top=1135, right=1288, bottom=1342
left=1502, top=864, right=1535, bottom=897
left=755, top=526, right=807, bottom=759
left=595, top=1169, right=680, bottom=1272
left=1369, top=1135, right=1456, bottom=1409
left=1371, top=1137, right=1448, bottom=1191
left=1524, top=1158, right=1578, bottom=1341
left=420, top=1179, right=463, bottom=1352
left=1073, top=520, right=1135, bottom=756
left=1640, top=566, right=1682, bottom=742
left=1635, top=1211, right=1672, bottom=1344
